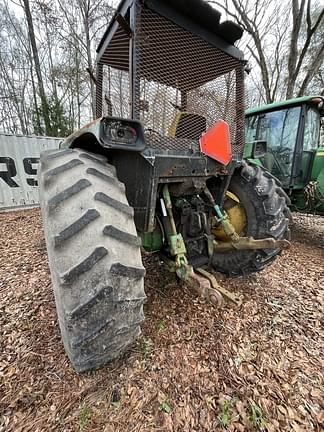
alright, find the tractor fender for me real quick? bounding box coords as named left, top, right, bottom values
left=60, top=118, right=103, bottom=150
left=60, top=116, right=146, bottom=153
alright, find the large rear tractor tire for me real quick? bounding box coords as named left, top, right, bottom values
left=212, top=161, right=291, bottom=276
left=38, top=148, right=146, bottom=372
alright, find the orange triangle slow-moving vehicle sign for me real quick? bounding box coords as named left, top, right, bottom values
left=199, top=120, right=232, bottom=165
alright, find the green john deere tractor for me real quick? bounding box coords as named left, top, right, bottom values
left=38, top=0, right=291, bottom=372
left=245, top=96, right=324, bottom=214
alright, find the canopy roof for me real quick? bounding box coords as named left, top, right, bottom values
left=96, top=0, right=245, bottom=91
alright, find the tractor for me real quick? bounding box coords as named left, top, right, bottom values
left=245, top=96, right=324, bottom=214
left=38, top=0, right=291, bottom=372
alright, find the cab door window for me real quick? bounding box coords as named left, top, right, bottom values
left=245, top=115, right=258, bottom=143
left=256, top=107, right=301, bottom=185
left=300, top=106, right=321, bottom=183
left=303, top=107, right=320, bottom=151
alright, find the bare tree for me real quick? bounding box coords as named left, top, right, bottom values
left=0, top=1, right=33, bottom=133
left=22, top=0, right=51, bottom=134
left=57, top=0, right=114, bottom=119
left=209, top=0, right=324, bottom=102
left=286, top=0, right=324, bottom=98
left=0, top=0, right=115, bottom=135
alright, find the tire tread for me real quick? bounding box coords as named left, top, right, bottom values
left=38, top=148, right=145, bottom=372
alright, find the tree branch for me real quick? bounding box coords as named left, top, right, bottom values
left=297, top=42, right=324, bottom=96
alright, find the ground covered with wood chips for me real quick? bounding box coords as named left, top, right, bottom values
left=0, top=209, right=323, bottom=432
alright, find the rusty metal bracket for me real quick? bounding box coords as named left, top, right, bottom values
left=196, top=267, right=243, bottom=306
left=166, top=260, right=241, bottom=307
left=213, top=237, right=290, bottom=252
left=189, top=271, right=224, bottom=307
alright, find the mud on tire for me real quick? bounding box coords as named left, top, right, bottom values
left=38, top=148, right=146, bottom=372
left=212, top=160, right=291, bottom=276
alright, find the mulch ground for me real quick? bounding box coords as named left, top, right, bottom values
left=0, top=209, right=323, bottom=432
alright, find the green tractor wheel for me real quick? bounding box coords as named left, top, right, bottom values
left=212, top=161, right=291, bottom=276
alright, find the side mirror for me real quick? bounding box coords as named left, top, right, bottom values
left=252, top=140, right=267, bottom=158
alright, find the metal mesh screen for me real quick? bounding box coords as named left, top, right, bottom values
left=134, top=5, right=245, bottom=156
left=96, top=20, right=131, bottom=119
left=102, top=65, right=131, bottom=118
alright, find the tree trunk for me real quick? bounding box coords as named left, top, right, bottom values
left=22, top=0, right=51, bottom=135
left=85, top=26, right=96, bottom=119
left=286, top=0, right=306, bottom=98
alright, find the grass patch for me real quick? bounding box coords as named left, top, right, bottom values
left=79, top=406, right=91, bottom=431
left=159, top=399, right=172, bottom=414
left=142, top=338, right=154, bottom=357
left=217, top=398, right=238, bottom=427
left=218, top=400, right=232, bottom=427
left=249, top=404, right=267, bottom=429
left=157, top=320, right=166, bottom=331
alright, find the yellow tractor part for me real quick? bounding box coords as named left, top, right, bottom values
left=213, top=191, right=247, bottom=241
left=168, top=112, right=183, bottom=137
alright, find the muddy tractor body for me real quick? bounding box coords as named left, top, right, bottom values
left=245, top=96, right=324, bottom=214
left=38, top=0, right=291, bottom=372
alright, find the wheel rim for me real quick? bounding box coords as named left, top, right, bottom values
left=212, top=191, right=247, bottom=241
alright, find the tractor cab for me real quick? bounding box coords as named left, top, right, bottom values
left=245, top=96, right=324, bottom=213
left=245, top=96, right=324, bottom=189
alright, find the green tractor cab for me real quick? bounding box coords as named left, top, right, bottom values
left=245, top=96, right=324, bottom=214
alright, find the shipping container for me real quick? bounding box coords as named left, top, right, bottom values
left=0, top=133, right=61, bottom=210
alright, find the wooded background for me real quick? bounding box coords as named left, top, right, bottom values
left=0, top=0, right=323, bottom=137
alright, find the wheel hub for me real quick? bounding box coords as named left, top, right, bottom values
left=212, top=191, right=247, bottom=241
